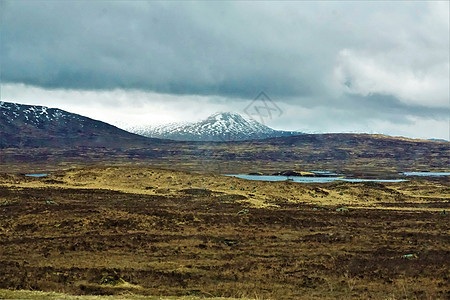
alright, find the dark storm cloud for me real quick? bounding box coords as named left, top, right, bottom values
left=1, top=0, right=449, bottom=117
left=1, top=1, right=316, bottom=98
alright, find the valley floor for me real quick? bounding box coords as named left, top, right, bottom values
left=0, top=166, right=449, bottom=299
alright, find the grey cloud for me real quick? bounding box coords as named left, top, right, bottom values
left=1, top=1, right=448, bottom=120
left=266, top=91, right=449, bottom=139
left=343, top=93, right=450, bottom=122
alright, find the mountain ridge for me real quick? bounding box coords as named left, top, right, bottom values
left=0, top=101, right=161, bottom=148
left=127, top=112, right=301, bottom=141
left=1, top=101, right=448, bottom=175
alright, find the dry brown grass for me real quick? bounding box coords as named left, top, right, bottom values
left=2, top=166, right=448, bottom=210
left=0, top=167, right=448, bottom=299
left=0, top=289, right=247, bottom=299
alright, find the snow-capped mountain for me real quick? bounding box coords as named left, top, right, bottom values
left=0, top=101, right=155, bottom=148
left=127, top=112, right=301, bottom=141
left=1, top=101, right=85, bottom=127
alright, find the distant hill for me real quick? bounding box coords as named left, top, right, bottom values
left=0, top=101, right=161, bottom=148
left=1, top=102, right=448, bottom=175
left=126, top=112, right=301, bottom=141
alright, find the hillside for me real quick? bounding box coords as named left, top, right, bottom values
left=1, top=102, right=448, bottom=175
left=0, top=101, right=161, bottom=148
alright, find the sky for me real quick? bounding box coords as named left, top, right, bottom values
left=1, top=1, right=449, bottom=139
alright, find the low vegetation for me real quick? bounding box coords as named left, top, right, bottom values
left=0, top=167, right=448, bottom=299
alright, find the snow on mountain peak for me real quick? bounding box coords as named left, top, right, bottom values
left=127, top=112, right=300, bottom=141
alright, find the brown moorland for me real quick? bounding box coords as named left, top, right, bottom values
left=1, top=133, right=448, bottom=177
left=0, top=167, right=448, bottom=299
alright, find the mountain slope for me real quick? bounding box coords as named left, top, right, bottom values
left=2, top=102, right=447, bottom=175
left=0, top=101, right=160, bottom=148
left=127, top=112, right=301, bottom=141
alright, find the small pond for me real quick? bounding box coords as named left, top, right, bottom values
left=402, top=172, right=450, bottom=177
left=226, top=175, right=407, bottom=183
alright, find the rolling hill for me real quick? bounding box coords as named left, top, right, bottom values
left=0, top=101, right=448, bottom=175
left=0, top=101, right=162, bottom=149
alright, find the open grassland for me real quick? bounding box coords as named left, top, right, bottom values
left=0, top=167, right=449, bottom=299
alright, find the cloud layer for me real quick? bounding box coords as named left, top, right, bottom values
left=1, top=1, right=449, bottom=139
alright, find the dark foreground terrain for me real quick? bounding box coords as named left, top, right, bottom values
left=0, top=167, right=448, bottom=299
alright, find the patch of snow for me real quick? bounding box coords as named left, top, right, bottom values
left=127, top=112, right=300, bottom=141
